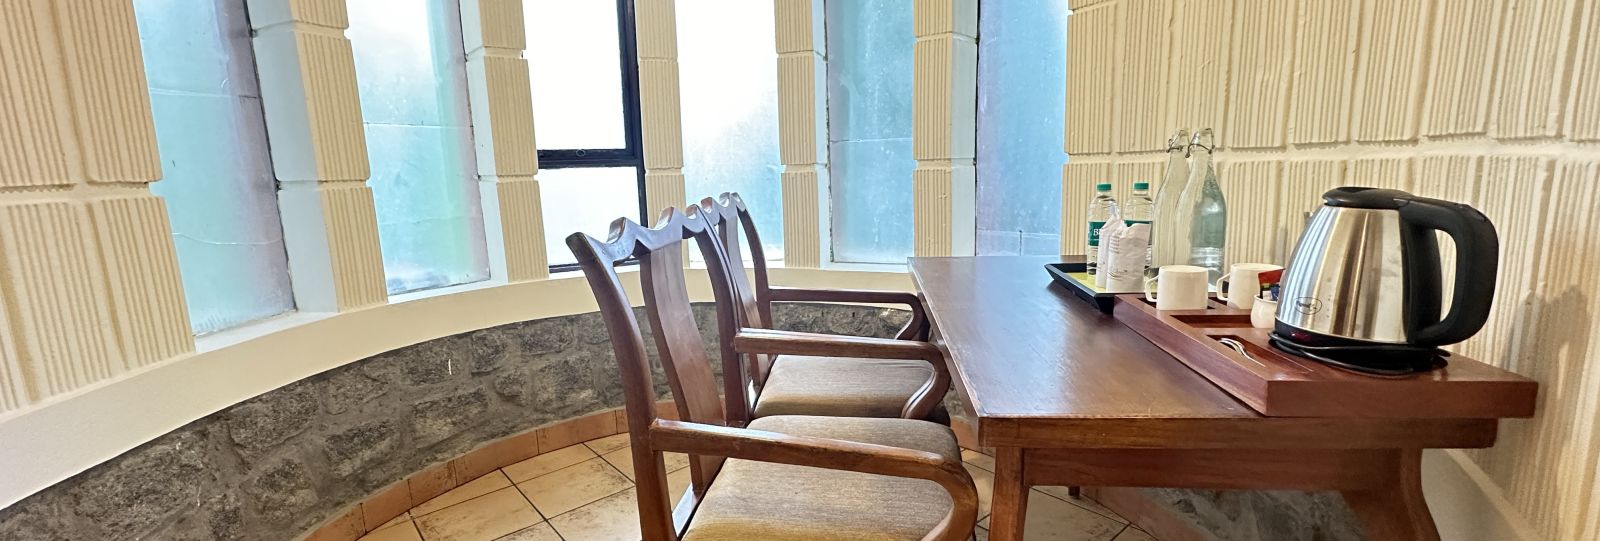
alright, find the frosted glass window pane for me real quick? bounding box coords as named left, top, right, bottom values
left=134, top=0, right=294, bottom=334
left=976, top=0, right=1069, bottom=255
left=540, top=168, right=642, bottom=267
left=349, top=0, right=490, bottom=294
left=827, top=0, right=915, bottom=264
left=678, top=0, right=783, bottom=262
left=525, top=1, right=627, bottom=149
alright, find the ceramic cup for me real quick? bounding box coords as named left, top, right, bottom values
left=1251, top=297, right=1279, bottom=329
left=1215, top=263, right=1283, bottom=310
left=1143, top=265, right=1209, bottom=310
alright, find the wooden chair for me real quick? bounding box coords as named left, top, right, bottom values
left=698, top=192, right=949, bottom=426
left=566, top=208, right=977, bottom=541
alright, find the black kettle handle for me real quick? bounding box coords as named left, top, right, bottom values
left=1396, top=196, right=1499, bottom=346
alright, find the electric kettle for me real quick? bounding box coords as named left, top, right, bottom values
left=1271, top=187, right=1499, bottom=375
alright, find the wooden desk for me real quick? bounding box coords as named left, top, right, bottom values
left=910, top=256, right=1504, bottom=541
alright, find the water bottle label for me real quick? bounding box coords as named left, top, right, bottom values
left=1125, top=220, right=1151, bottom=226
left=1087, top=221, right=1105, bottom=246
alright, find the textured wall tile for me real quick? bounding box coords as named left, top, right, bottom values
left=1218, top=160, right=1282, bottom=265
left=246, top=0, right=349, bottom=29
left=1350, top=0, right=1429, bottom=142
left=1456, top=155, right=1550, bottom=365
left=493, top=179, right=547, bottom=282
left=914, top=36, right=978, bottom=161
left=53, top=0, right=161, bottom=183
left=1288, top=0, right=1359, bottom=144
left=1415, top=155, right=1482, bottom=204
left=914, top=166, right=955, bottom=256
left=1065, top=2, right=1116, bottom=154
left=775, top=0, right=819, bottom=53
left=0, top=295, right=26, bottom=413
left=645, top=170, right=688, bottom=218
left=778, top=54, right=824, bottom=165
left=1111, top=160, right=1162, bottom=203
left=782, top=167, right=825, bottom=267
left=467, top=55, right=537, bottom=177
left=299, top=33, right=369, bottom=182
left=322, top=185, right=388, bottom=310
left=1168, top=0, right=1233, bottom=135
left=638, top=60, right=684, bottom=170
left=1279, top=160, right=1346, bottom=248
left=1116, top=0, right=1171, bottom=152
left=460, top=0, right=525, bottom=53
left=1225, top=0, right=1295, bottom=148
left=86, top=195, right=193, bottom=368
left=1423, top=0, right=1502, bottom=136
left=0, top=200, right=122, bottom=400
left=0, top=2, right=74, bottom=188
left=1348, top=156, right=1413, bottom=192
left=1492, top=0, right=1581, bottom=138
left=1060, top=161, right=1111, bottom=254
left=1568, top=0, right=1600, bottom=141
left=634, top=0, right=679, bottom=60
left=915, top=0, right=978, bottom=38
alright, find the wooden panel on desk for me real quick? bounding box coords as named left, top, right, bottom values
left=1112, top=294, right=1539, bottom=419
left=909, top=256, right=1504, bottom=451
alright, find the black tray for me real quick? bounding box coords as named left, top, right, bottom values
left=1044, top=261, right=1121, bottom=314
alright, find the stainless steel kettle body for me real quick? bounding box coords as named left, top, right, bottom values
left=1273, top=187, right=1499, bottom=373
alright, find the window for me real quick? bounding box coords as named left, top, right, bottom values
left=976, top=0, right=1069, bottom=255
left=678, top=0, right=784, bottom=261
left=134, top=0, right=295, bottom=334
left=525, top=0, right=647, bottom=269
left=826, top=0, right=916, bottom=264
left=348, top=0, right=490, bottom=293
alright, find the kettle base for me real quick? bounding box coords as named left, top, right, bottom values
left=1269, top=326, right=1445, bottom=377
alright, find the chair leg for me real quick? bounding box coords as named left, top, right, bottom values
left=1068, top=486, right=1081, bottom=498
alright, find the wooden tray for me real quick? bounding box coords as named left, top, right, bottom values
left=1111, top=294, right=1538, bottom=418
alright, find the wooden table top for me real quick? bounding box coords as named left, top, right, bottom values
left=909, top=256, right=1499, bottom=450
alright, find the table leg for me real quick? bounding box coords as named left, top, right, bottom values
left=1340, top=449, right=1440, bottom=541
left=989, top=447, right=1029, bottom=541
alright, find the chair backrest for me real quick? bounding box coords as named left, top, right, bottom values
left=697, top=193, right=777, bottom=424
left=566, top=207, right=746, bottom=531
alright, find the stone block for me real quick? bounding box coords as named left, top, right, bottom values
left=324, top=421, right=400, bottom=478
left=67, top=429, right=209, bottom=537
left=248, top=458, right=319, bottom=526
left=224, top=380, right=320, bottom=456
left=368, top=334, right=473, bottom=387
left=411, top=390, right=490, bottom=447
left=320, top=366, right=387, bottom=415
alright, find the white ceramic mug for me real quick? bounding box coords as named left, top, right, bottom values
left=1251, top=297, right=1279, bottom=329
left=1143, top=265, right=1209, bottom=310
left=1215, top=263, right=1283, bottom=309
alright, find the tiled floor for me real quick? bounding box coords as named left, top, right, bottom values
left=362, top=433, right=1158, bottom=541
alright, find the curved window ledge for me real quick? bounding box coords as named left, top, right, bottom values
left=0, top=265, right=911, bottom=510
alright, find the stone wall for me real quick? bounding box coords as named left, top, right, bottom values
left=0, top=303, right=910, bottom=540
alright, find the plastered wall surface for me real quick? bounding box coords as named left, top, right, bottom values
left=1064, top=0, right=1600, bottom=538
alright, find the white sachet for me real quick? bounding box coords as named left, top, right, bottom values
left=1095, top=210, right=1126, bottom=288
left=1103, top=221, right=1151, bottom=292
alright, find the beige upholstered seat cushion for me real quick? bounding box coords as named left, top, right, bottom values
left=752, top=355, right=942, bottom=420
left=682, top=415, right=961, bottom=541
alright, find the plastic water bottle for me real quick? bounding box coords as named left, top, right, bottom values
left=1179, top=129, right=1227, bottom=281
left=1086, top=183, right=1119, bottom=276
left=1123, top=182, right=1155, bottom=268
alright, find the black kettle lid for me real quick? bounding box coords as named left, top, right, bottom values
left=1322, top=186, right=1414, bottom=209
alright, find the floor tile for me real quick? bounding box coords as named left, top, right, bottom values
left=411, top=471, right=512, bottom=517
left=600, top=446, right=689, bottom=480
left=517, top=458, right=634, bottom=518
left=498, top=522, right=562, bottom=541
left=504, top=444, right=597, bottom=483
left=1035, top=486, right=1128, bottom=524
left=358, top=521, right=422, bottom=541
left=584, top=433, right=631, bottom=454
left=962, top=449, right=996, bottom=473
left=548, top=489, right=641, bottom=541
left=667, top=466, right=692, bottom=507
left=965, top=463, right=995, bottom=521
left=413, top=487, right=540, bottom=541
left=375, top=513, right=411, bottom=531
left=975, top=525, right=990, bottom=541
left=1113, top=526, right=1157, bottom=541
left=978, top=492, right=1126, bottom=541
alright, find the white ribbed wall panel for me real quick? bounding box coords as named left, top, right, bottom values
left=775, top=0, right=829, bottom=267
left=1288, top=0, right=1359, bottom=144
left=1422, top=0, right=1502, bottom=137
left=1491, top=0, right=1581, bottom=139
left=1065, top=3, right=1116, bottom=154
left=1167, top=0, right=1232, bottom=135
left=913, top=0, right=978, bottom=257
left=1115, top=0, right=1171, bottom=152
left=1350, top=0, right=1429, bottom=142
left=1217, top=160, right=1282, bottom=266
left=1224, top=0, right=1294, bottom=149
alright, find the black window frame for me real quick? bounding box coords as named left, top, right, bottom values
left=537, top=0, right=649, bottom=273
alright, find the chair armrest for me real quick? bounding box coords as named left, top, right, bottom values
left=766, top=287, right=930, bottom=341
left=733, top=329, right=953, bottom=421
left=649, top=419, right=978, bottom=541
left=733, top=328, right=940, bottom=361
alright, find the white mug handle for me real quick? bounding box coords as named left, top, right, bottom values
left=1214, top=275, right=1231, bottom=302
left=1143, top=275, right=1159, bottom=302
